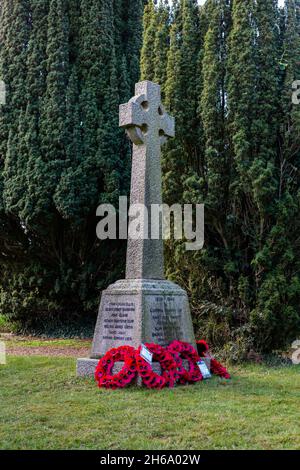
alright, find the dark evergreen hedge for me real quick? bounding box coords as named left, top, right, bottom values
left=141, top=0, right=300, bottom=354
left=0, top=0, right=144, bottom=328
left=0, top=0, right=299, bottom=353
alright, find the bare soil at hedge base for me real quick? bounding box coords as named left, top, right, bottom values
left=6, top=346, right=91, bottom=357
left=0, top=334, right=91, bottom=357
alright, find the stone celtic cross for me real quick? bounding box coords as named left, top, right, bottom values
left=78, top=81, right=195, bottom=372
left=119, top=81, right=175, bottom=280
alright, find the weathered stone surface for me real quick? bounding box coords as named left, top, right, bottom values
left=77, top=359, right=137, bottom=378
left=90, top=279, right=196, bottom=359
left=77, top=358, right=98, bottom=378
left=77, top=358, right=191, bottom=385
left=120, top=81, right=175, bottom=280
left=77, top=81, right=196, bottom=378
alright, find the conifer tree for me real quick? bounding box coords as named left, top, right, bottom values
left=25, top=0, right=50, bottom=168
left=1, top=1, right=31, bottom=218
left=161, top=1, right=205, bottom=282
left=251, top=0, right=278, bottom=223
left=139, top=0, right=300, bottom=350
left=0, top=0, right=144, bottom=328
left=123, top=0, right=145, bottom=88
left=201, top=0, right=230, bottom=216
left=30, top=0, right=70, bottom=229
left=1, top=0, right=299, bottom=347
left=140, top=0, right=157, bottom=81
left=163, top=0, right=202, bottom=202
left=250, top=0, right=300, bottom=347
left=281, top=0, right=300, bottom=156
left=226, top=0, right=257, bottom=192
left=153, top=0, right=170, bottom=96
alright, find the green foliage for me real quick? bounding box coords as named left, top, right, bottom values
left=0, top=0, right=144, bottom=328
left=140, top=0, right=300, bottom=352
left=140, top=0, right=156, bottom=81
left=0, top=313, right=17, bottom=333
left=1, top=0, right=300, bottom=352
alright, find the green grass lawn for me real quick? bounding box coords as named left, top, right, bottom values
left=2, top=337, right=89, bottom=349
left=0, top=356, right=299, bottom=450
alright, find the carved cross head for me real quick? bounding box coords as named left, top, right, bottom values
left=119, top=81, right=175, bottom=146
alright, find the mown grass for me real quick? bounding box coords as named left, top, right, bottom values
left=0, top=337, right=90, bottom=349
left=0, top=357, right=299, bottom=450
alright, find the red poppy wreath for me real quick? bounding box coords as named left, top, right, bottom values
left=135, top=343, right=179, bottom=389
left=196, top=340, right=231, bottom=379
left=95, top=345, right=137, bottom=389
left=168, top=340, right=203, bottom=384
